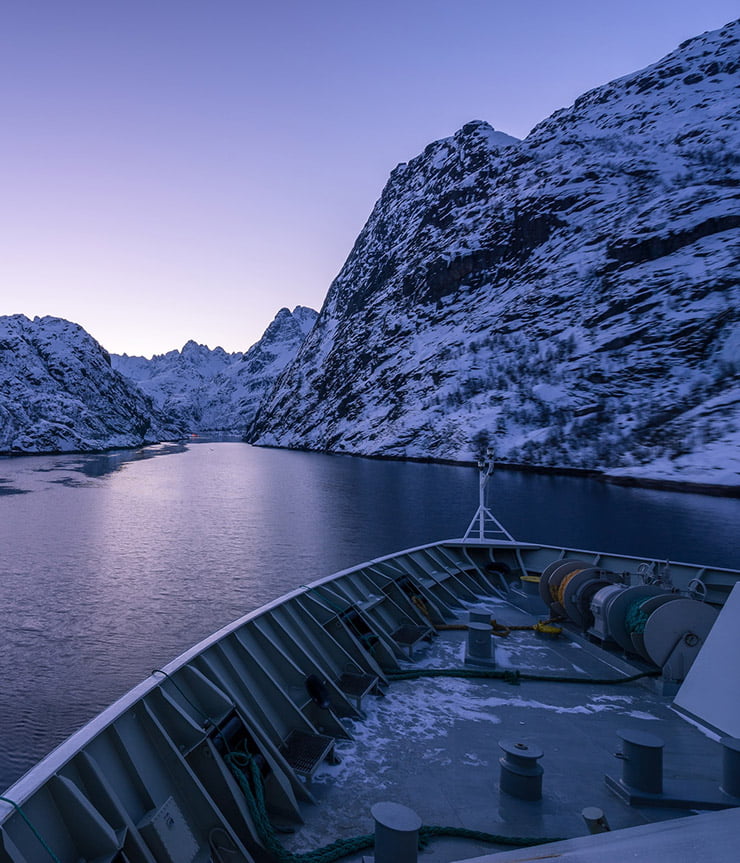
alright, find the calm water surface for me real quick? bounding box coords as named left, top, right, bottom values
left=1, top=441, right=739, bottom=792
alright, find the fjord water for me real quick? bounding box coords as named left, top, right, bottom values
left=1, top=441, right=739, bottom=793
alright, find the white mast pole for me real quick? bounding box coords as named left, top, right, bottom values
left=464, top=445, right=514, bottom=542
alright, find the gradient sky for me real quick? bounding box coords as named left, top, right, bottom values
left=1, top=1, right=737, bottom=357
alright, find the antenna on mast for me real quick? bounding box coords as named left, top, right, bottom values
left=463, top=447, right=514, bottom=542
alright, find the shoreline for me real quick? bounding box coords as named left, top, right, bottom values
left=2, top=438, right=738, bottom=499
left=250, top=442, right=740, bottom=499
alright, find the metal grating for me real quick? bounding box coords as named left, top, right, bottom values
left=392, top=623, right=433, bottom=659
left=338, top=672, right=379, bottom=710
left=281, top=730, right=335, bottom=777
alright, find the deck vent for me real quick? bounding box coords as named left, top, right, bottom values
left=138, top=796, right=198, bottom=863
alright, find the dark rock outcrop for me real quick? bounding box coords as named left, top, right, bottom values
left=249, top=21, right=740, bottom=486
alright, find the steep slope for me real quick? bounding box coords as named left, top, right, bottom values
left=113, top=306, right=317, bottom=432
left=0, top=315, right=182, bottom=454
left=218, top=305, right=318, bottom=430
left=249, top=20, right=740, bottom=487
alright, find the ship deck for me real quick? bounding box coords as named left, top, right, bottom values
left=2, top=539, right=738, bottom=863
left=283, top=596, right=725, bottom=863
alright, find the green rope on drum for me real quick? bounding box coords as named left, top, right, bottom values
left=625, top=598, right=653, bottom=635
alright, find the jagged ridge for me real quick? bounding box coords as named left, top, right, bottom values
left=113, top=306, right=317, bottom=433
left=249, top=20, right=740, bottom=487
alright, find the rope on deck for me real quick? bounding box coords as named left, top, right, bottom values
left=0, top=795, right=62, bottom=862
left=386, top=667, right=660, bottom=685
left=225, top=750, right=564, bottom=863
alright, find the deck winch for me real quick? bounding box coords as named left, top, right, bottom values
left=538, top=557, right=719, bottom=682
left=642, top=598, right=718, bottom=682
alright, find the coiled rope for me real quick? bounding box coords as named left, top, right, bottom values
left=625, top=598, right=653, bottom=635
left=224, top=749, right=563, bottom=863
left=555, top=570, right=583, bottom=606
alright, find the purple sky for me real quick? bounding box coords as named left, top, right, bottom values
left=1, top=1, right=737, bottom=357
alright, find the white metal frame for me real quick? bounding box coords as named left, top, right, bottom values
left=463, top=448, right=515, bottom=542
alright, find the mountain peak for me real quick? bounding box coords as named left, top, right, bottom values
left=112, top=306, right=317, bottom=434
left=456, top=119, right=520, bottom=149
left=248, top=19, right=740, bottom=488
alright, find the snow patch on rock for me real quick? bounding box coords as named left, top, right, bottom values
left=249, top=21, right=740, bottom=489
left=0, top=315, right=182, bottom=454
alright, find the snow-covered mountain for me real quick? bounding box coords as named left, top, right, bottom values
left=112, top=306, right=317, bottom=433
left=249, top=20, right=740, bottom=488
left=0, top=315, right=182, bottom=454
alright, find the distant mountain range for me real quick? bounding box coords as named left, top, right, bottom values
left=0, top=307, right=317, bottom=455
left=1, top=19, right=738, bottom=491
left=112, top=306, right=317, bottom=433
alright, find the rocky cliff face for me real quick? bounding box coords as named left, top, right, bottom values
left=113, top=306, right=317, bottom=433
left=0, top=315, right=182, bottom=454
left=249, top=20, right=740, bottom=487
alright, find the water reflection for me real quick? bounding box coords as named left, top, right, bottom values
left=1, top=441, right=739, bottom=794
left=0, top=440, right=189, bottom=490
left=60, top=442, right=189, bottom=478
left=0, top=478, right=28, bottom=495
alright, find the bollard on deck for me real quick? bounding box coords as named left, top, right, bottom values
left=582, top=805, right=610, bottom=833
left=499, top=740, right=544, bottom=801
left=369, top=801, right=421, bottom=863
left=616, top=729, right=664, bottom=794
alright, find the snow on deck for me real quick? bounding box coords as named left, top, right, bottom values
left=280, top=600, right=722, bottom=862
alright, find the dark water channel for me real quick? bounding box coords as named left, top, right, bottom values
left=1, top=441, right=738, bottom=792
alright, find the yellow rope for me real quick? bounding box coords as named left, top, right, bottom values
left=434, top=618, right=562, bottom=637
left=555, top=570, right=583, bottom=606
left=533, top=621, right=562, bottom=635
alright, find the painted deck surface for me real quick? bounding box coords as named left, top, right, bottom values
left=2, top=540, right=737, bottom=863
left=464, top=807, right=740, bottom=863
left=284, top=598, right=724, bottom=863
